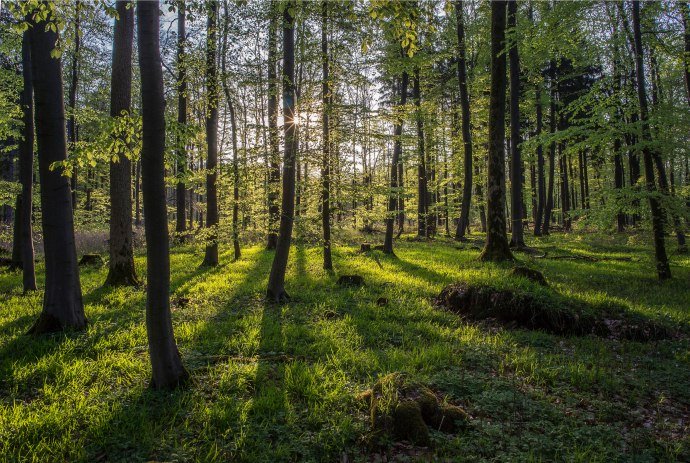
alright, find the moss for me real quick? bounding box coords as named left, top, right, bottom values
left=392, top=400, right=430, bottom=447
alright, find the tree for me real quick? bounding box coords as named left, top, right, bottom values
left=267, top=1, right=297, bottom=302
left=27, top=2, right=86, bottom=334
left=137, top=0, right=189, bottom=388
left=413, top=67, right=428, bottom=238
left=202, top=0, right=219, bottom=267
left=454, top=0, right=473, bottom=242
left=105, top=0, right=138, bottom=287
left=175, top=0, right=187, bottom=237
left=18, top=27, right=36, bottom=292
left=266, top=0, right=280, bottom=250
left=631, top=0, right=671, bottom=280
left=321, top=0, right=333, bottom=271
left=67, top=0, right=81, bottom=211
left=507, top=0, right=524, bottom=248
left=479, top=0, right=512, bottom=262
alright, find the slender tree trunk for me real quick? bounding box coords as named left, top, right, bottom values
left=27, top=4, right=86, bottom=334
left=175, top=2, right=187, bottom=236
left=135, top=159, right=141, bottom=226
left=18, top=28, right=37, bottom=291
left=267, top=3, right=297, bottom=301
left=106, top=0, right=138, bottom=287
left=221, top=0, right=240, bottom=260
left=68, top=0, right=81, bottom=211
left=266, top=0, right=280, bottom=250
left=631, top=0, right=671, bottom=280
left=455, top=0, right=473, bottom=241
left=480, top=1, right=512, bottom=261
left=136, top=0, right=189, bottom=389
left=414, top=69, right=427, bottom=238
left=384, top=68, right=409, bottom=254
left=534, top=86, right=546, bottom=235
left=543, top=62, right=557, bottom=235
left=321, top=1, right=333, bottom=270
left=508, top=0, right=524, bottom=247
left=396, top=160, right=405, bottom=237
left=203, top=1, right=219, bottom=267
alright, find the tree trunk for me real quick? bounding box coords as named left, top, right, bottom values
left=384, top=68, right=409, bottom=254
left=175, top=1, right=187, bottom=236
left=534, top=86, right=546, bottom=235
left=106, top=0, right=138, bottom=287
left=455, top=0, right=473, bottom=241
left=68, top=0, right=81, bottom=211
left=136, top=0, right=189, bottom=389
left=266, top=0, right=280, bottom=250
left=27, top=5, right=86, bottom=334
left=631, top=0, right=671, bottom=280
left=18, top=28, right=37, bottom=291
left=267, top=3, right=297, bottom=301
left=543, top=62, right=557, bottom=235
left=202, top=1, right=219, bottom=267
left=508, top=0, right=524, bottom=248
left=480, top=1, right=512, bottom=262
left=321, top=1, right=333, bottom=270
left=414, top=68, right=428, bottom=238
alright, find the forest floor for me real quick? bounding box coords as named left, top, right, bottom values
left=0, top=232, right=689, bottom=462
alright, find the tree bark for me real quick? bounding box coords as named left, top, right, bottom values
left=480, top=0, right=512, bottom=261
left=321, top=1, right=333, bottom=270
left=106, top=0, right=139, bottom=287
left=68, top=0, right=81, bottom=211
left=267, top=2, right=297, bottom=301
left=508, top=0, right=524, bottom=247
left=19, top=28, right=37, bottom=291
left=28, top=4, right=86, bottom=334
left=266, top=0, right=280, bottom=250
left=202, top=1, right=219, bottom=267
left=175, top=1, right=187, bottom=236
left=136, top=0, right=189, bottom=389
left=454, top=0, right=473, bottom=241
left=414, top=68, right=428, bottom=238
left=384, top=67, right=409, bottom=254
left=543, top=61, right=557, bottom=235
left=533, top=86, right=546, bottom=235
left=631, top=0, right=671, bottom=280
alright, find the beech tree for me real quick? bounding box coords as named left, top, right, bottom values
left=480, top=0, right=512, bottom=262
left=105, top=0, right=138, bottom=287
left=267, top=1, right=297, bottom=302
left=27, top=2, right=86, bottom=334
left=137, top=0, right=189, bottom=388
left=321, top=0, right=332, bottom=271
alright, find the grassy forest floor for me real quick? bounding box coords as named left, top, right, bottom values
left=0, top=232, right=689, bottom=462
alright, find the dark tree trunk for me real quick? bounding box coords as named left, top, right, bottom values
left=267, top=3, right=297, bottom=301
left=480, top=1, right=512, bottom=261
left=384, top=68, right=409, bottom=254
left=136, top=0, right=189, bottom=389
left=534, top=86, right=546, bottom=235
left=543, top=62, right=557, bottom=235
left=18, top=28, right=37, bottom=291
left=396, top=160, right=405, bottom=237
left=631, top=0, right=671, bottom=280
left=455, top=0, right=473, bottom=241
left=175, top=2, right=187, bottom=235
left=27, top=5, right=86, bottom=334
left=558, top=140, right=571, bottom=230
left=106, top=0, right=138, bottom=287
left=414, top=68, right=428, bottom=238
left=202, top=1, right=219, bottom=267
left=682, top=2, right=690, bottom=107
left=135, top=159, right=141, bottom=226
left=508, top=0, right=524, bottom=247
left=68, top=0, right=81, bottom=211
left=321, top=1, right=332, bottom=270
left=221, top=0, right=240, bottom=261
left=266, top=0, right=280, bottom=250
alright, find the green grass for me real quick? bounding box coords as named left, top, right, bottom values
left=0, top=232, right=689, bottom=462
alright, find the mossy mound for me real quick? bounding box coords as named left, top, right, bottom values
left=435, top=282, right=674, bottom=341
left=337, top=275, right=365, bottom=287
left=79, top=254, right=104, bottom=267
left=359, top=373, right=469, bottom=448
left=510, top=266, right=548, bottom=286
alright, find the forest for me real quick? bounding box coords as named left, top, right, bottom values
left=0, top=0, right=689, bottom=461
